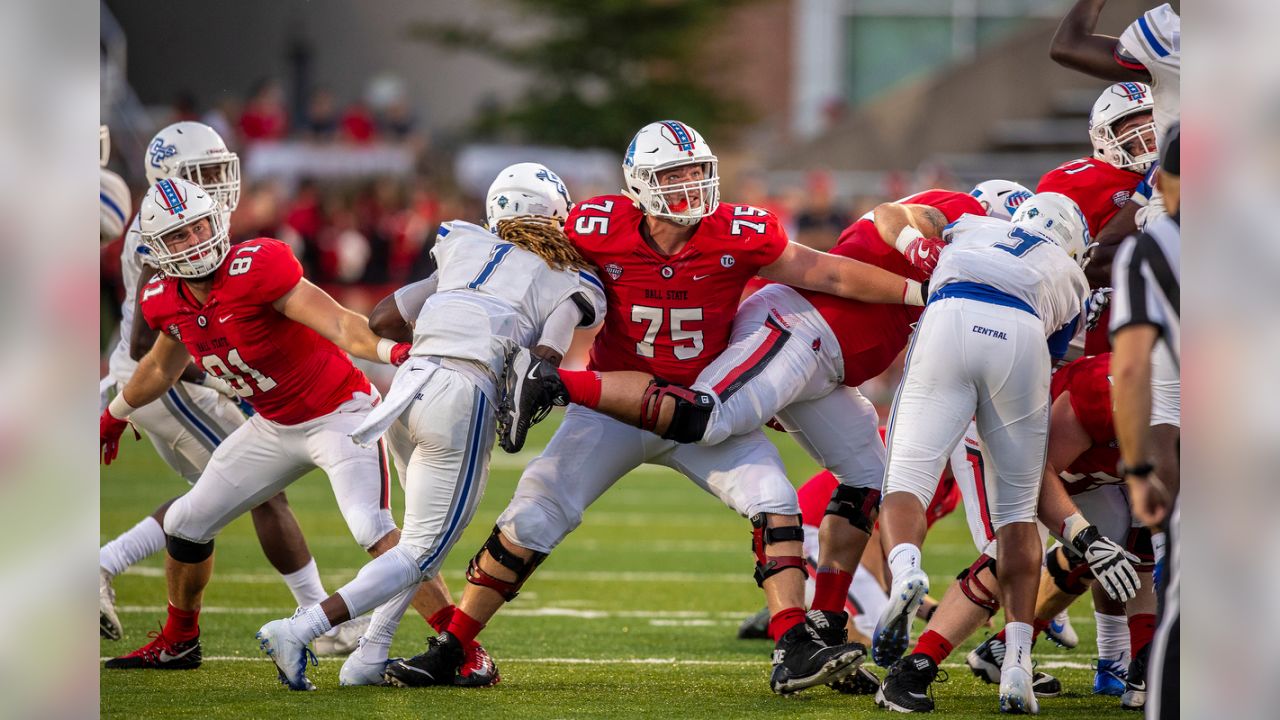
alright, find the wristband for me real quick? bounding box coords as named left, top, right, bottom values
left=1117, top=460, right=1154, bottom=478
left=376, top=338, right=397, bottom=364
left=895, top=226, right=925, bottom=254
left=108, top=392, right=137, bottom=420
left=903, top=279, right=925, bottom=307
left=1060, top=512, right=1090, bottom=546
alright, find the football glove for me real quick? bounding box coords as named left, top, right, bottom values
left=904, top=236, right=946, bottom=276
left=1085, top=288, right=1112, bottom=332
left=1072, top=525, right=1140, bottom=602
left=100, top=409, right=139, bottom=465
left=391, top=342, right=412, bottom=366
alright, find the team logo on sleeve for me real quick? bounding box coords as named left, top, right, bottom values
left=167, top=323, right=182, bottom=340
left=720, top=254, right=736, bottom=268
left=605, top=263, right=623, bottom=280
left=1112, top=190, right=1132, bottom=208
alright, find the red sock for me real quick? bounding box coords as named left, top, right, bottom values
left=1031, top=617, right=1050, bottom=641
left=559, top=370, right=602, bottom=408
left=812, top=568, right=853, bottom=613
left=994, top=627, right=1007, bottom=643
left=447, top=609, right=486, bottom=645
left=1128, top=613, right=1156, bottom=655
left=163, top=603, right=200, bottom=642
left=911, top=630, right=955, bottom=665
left=427, top=604, right=456, bottom=634
left=768, top=607, right=806, bottom=641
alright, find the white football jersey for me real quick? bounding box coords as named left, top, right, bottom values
left=936, top=215, right=1089, bottom=337
left=107, top=216, right=160, bottom=382
left=410, top=220, right=606, bottom=379
left=1119, top=3, right=1180, bottom=140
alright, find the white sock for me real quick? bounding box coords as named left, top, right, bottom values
left=887, top=543, right=922, bottom=580
left=1002, top=621, right=1034, bottom=675
left=850, top=565, right=888, bottom=638
left=281, top=558, right=328, bottom=607
left=1094, top=612, right=1130, bottom=664
left=360, top=583, right=419, bottom=662
left=335, top=545, right=423, bottom=619
left=294, top=604, right=332, bottom=643
left=99, top=516, right=166, bottom=578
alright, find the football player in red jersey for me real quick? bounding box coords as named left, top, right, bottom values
left=875, top=353, right=1148, bottom=712
left=394, top=120, right=925, bottom=696
left=98, top=178, right=425, bottom=677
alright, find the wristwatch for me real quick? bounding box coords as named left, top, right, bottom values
left=1117, top=460, right=1154, bottom=478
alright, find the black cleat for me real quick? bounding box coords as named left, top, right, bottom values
left=737, top=606, right=771, bottom=640
left=967, top=635, right=1060, bottom=697
left=830, top=665, right=881, bottom=695
left=876, top=653, right=942, bottom=713
left=805, top=609, right=849, bottom=648
left=1122, top=644, right=1149, bottom=710
left=384, top=632, right=465, bottom=687
left=769, top=621, right=865, bottom=695
left=497, top=348, right=567, bottom=453
left=104, top=627, right=202, bottom=670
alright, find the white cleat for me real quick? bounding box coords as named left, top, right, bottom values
left=315, top=614, right=371, bottom=656
left=339, top=638, right=397, bottom=687
left=1043, top=610, right=1079, bottom=649
left=256, top=617, right=317, bottom=691
left=999, top=665, right=1040, bottom=714
left=99, top=568, right=122, bottom=641
left=872, top=567, right=929, bottom=667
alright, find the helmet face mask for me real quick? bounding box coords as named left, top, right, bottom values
left=1009, top=192, right=1091, bottom=266
left=623, top=121, right=720, bottom=226
left=139, top=178, right=231, bottom=279
left=485, top=162, right=572, bottom=230
left=100, top=125, right=110, bottom=167
left=145, top=122, right=241, bottom=213
left=177, top=154, right=241, bottom=213
left=1089, top=83, right=1158, bottom=173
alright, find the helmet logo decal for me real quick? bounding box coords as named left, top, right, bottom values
left=148, top=137, right=177, bottom=169
left=156, top=179, right=188, bottom=215
left=1004, top=190, right=1032, bottom=215
left=535, top=168, right=571, bottom=205
left=496, top=195, right=509, bottom=209
left=1118, top=82, right=1148, bottom=101
left=660, top=120, right=695, bottom=154
left=624, top=135, right=638, bottom=168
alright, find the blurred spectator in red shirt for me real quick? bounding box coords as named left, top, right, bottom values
left=340, top=101, right=378, bottom=143
left=239, top=79, right=289, bottom=142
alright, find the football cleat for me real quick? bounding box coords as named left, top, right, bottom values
left=103, top=626, right=201, bottom=670
left=737, top=606, right=771, bottom=640
left=876, top=653, right=942, bottom=713
left=1044, top=610, right=1079, bottom=649
left=999, top=665, right=1040, bottom=714
left=1093, top=658, right=1128, bottom=696
left=456, top=640, right=501, bottom=687
left=384, top=631, right=465, bottom=687
left=967, top=636, right=1060, bottom=696
left=338, top=638, right=398, bottom=687
left=769, top=621, right=865, bottom=695
left=1121, top=651, right=1147, bottom=709
left=805, top=608, right=849, bottom=648
left=256, top=618, right=317, bottom=691
left=314, top=613, right=371, bottom=657
left=497, top=348, right=567, bottom=454
left=829, top=664, right=881, bottom=695
left=873, top=566, right=929, bottom=667
left=99, top=568, right=122, bottom=641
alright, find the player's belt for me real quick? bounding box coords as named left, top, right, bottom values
left=928, top=282, right=1037, bottom=318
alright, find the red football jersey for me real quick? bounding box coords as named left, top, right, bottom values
left=1050, top=353, right=1121, bottom=495
left=796, top=189, right=984, bottom=386
left=140, top=238, right=372, bottom=425
left=570, top=195, right=789, bottom=386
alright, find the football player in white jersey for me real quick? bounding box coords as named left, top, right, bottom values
left=873, top=192, right=1091, bottom=714
left=255, top=163, right=608, bottom=691
left=99, top=125, right=131, bottom=243
left=97, top=122, right=364, bottom=654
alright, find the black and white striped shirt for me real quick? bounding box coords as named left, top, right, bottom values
left=1110, top=213, right=1180, bottom=367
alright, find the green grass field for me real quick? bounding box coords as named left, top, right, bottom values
left=100, top=413, right=1130, bottom=719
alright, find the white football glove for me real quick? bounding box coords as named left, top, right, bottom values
left=1072, top=525, right=1140, bottom=602
left=200, top=373, right=240, bottom=400
left=1085, top=288, right=1112, bottom=332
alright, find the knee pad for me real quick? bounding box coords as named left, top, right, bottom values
left=955, top=553, right=1000, bottom=616
left=166, top=534, right=214, bottom=564
left=824, top=484, right=881, bottom=535
left=1125, top=526, right=1157, bottom=570
left=750, top=513, right=808, bottom=588
left=349, top=507, right=397, bottom=551
left=1045, top=545, right=1093, bottom=595
left=640, top=379, right=713, bottom=443
left=465, top=526, right=548, bottom=601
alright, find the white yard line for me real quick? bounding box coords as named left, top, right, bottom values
left=121, top=566, right=750, bottom=584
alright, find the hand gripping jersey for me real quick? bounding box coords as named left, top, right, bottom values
left=1037, top=159, right=1144, bottom=238
left=569, top=195, right=788, bottom=386
left=1050, top=353, right=1121, bottom=494
left=139, top=238, right=371, bottom=425
left=409, top=220, right=607, bottom=380
left=1116, top=3, right=1180, bottom=140
left=936, top=215, right=1089, bottom=342
left=796, top=189, right=984, bottom=386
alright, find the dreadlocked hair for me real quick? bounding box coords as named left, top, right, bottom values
left=494, top=216, right=593, bottom=272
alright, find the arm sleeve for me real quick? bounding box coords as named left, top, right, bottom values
left=572, top=270, right=608, bottom=330
left=537, top=299, right=586, bottom=357
left=1047, top=315, right=1081, bottom=360
left=393, top=273, right=440, bottom=322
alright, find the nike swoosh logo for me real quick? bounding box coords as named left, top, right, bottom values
left=219, top=313, right=234, bottom=323
left=916, top=247, right=931, bottom=260
left=527, top=367, right=541, bottom=381
left=395, top=664, right=436, bottom=680
left=692, top=274, right=711, bottom=281
left=906, top=691, right=929, bottom=699
left=158, top=645, right=197, bottom=662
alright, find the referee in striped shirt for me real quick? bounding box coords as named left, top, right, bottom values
left=1110, top=122, right=1179, bottom=720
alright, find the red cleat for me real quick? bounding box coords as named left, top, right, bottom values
left=456, top=640, right=500, bottom=687
left=104, top=625, right=202, bottom=670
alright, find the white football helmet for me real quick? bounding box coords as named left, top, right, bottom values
left=1010, top=192, right=1091, bottom=266
left=138, top=177, right=231, bottom=279
left=485, top=162, right=572, bottom=230
left=622, top=120, right=719, bottom=226
left=144, top=121, right=241, bottom=212
left=1089, top=83, right=1157, bottom=173
left=100, top=125, right=110, bottom=167
left=100, top=169, right=132, bottom=243
left=970, top=179, right=1033, bottom=221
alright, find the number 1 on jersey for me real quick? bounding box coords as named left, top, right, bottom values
left=201, top=349, right=277, bottom=397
